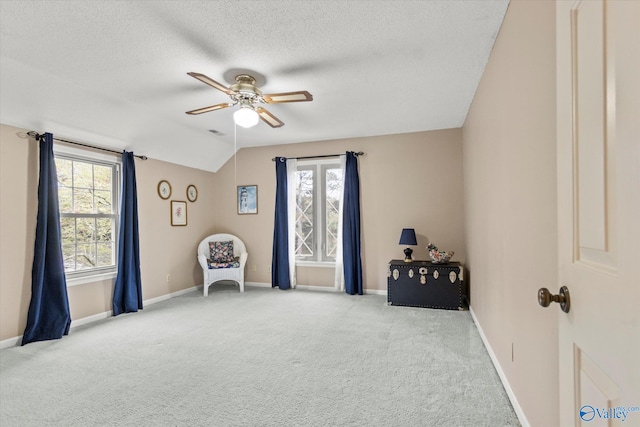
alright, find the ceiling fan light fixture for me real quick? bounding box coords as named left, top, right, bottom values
left=233, top=105, right=259, bottom=128
left=186, top=72, right=312, bottom=128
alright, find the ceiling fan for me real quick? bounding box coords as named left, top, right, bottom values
left=186, top=72, right=313, bottom=128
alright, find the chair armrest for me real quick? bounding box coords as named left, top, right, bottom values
left=239, top=252, right=248, bottom=268
left=198, top=254, right=208, bottom=270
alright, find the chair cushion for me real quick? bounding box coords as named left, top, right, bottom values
left=207, top=256, right=241, bottom=269
left=209, top=240, right=234, bottom=263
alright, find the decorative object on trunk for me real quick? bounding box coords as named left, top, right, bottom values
left=427, top=243, right=454, bottom=264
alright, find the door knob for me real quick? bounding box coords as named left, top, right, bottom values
left=538, top=286, right=571, bottom=313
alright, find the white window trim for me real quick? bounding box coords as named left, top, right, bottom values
left=66, top=270, right=117, bottom=287
left=295, top=158, right=342, bottom=266
left=54, top=143, right=121, bottom=285
left=296, top=260, right=336, bottom=268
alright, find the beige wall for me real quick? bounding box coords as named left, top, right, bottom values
left=1, top=124, right=464, bottom=340
left=462, top=1, right=558, bottom=426
left=0, top=125, right=38, bottom=342
left=0, top=124, right=217, bottom=340
left=214, top=129, right=465, bottom=291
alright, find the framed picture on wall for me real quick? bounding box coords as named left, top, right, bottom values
left=171, top=200, right=187, bottom=226
left=237, top=185, right=258, bottom=215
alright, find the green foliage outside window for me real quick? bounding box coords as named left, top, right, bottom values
left=56, top=155, right=118, bottom=274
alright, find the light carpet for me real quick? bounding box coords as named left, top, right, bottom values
left=0, top=285, right=520, bottom=426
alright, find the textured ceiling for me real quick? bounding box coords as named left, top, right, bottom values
left=0, top=1, right=509, bottom=172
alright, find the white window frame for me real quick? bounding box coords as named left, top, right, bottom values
left=295, top=159, right=342, bottom=267
left=54, top=144, right=121, bottom=286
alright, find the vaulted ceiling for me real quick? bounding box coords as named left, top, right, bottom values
left=0, top=1, right=509, bottom=172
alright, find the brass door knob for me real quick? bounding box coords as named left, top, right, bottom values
left=538, top=286, right=571, bottom=313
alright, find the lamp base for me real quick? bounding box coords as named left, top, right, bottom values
left=403, top=247, right=413, bottom=262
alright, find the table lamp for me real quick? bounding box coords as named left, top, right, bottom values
left=399, top=228, right=417, bottom=262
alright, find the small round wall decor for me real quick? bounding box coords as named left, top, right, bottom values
left=158, top=180, right=172, bottom=200
left=187, top=184, right=198, bottom=202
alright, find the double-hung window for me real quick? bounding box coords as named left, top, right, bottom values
left=294, top=160, right=343, bottom=265
left=55, top=149, right=120, bottom=284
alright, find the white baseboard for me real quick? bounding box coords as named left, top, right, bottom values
left=0, top=285, right=200, bottom=350
left=469, top=306, right=530, bottom=427
left=0, top=335, right=22, bottom=349
left=143, top=285, right=199, bottom=305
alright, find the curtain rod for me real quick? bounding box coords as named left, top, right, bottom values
left=271, top=151, right=364, bottom=161
left=26, top=131, right=148, bottom=160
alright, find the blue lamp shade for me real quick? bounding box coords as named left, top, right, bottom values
left=399, top=228, right=417, bottom=262
left=399, top=228, right=417, bottom=246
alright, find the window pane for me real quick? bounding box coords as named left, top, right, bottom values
left=325, top=168, right=342, bottom=259
left=62, top=244, right=75, bottom=272
left=73, top=188, right=93, bottom=213
left=57, top=158, right=72, bottom=187
left=60, top=217, right=75, bottom=245
left=76, top=243, right=96, bottom=270
left=76, top=217, right=95, bottom=243
left=94, top=190, right=112, bottom=213
left=96, top=242, right=114, bottom=267
left=96, top=218, right=113, bottom=242
left=296, top=169, right=314, bottom=257
left=93, top=165, right=112, bottom=190
left=73, top=161, right=93, bottom=189
left=58, top=187, right=72, bottom=212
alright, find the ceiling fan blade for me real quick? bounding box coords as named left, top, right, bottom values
left=187, top=72, right=233, bottom=95
left=186, top=103, right=231, bottom=115
left=257, top=107, right=284, bottom=128
left=263, top=91, right=313, bottom=104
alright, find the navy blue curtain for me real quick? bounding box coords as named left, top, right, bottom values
left=22, top=133, right=71, bottom=345
left=112, top=151, right=143, bottom=315
left=343, top=151, right=363, bottom=295
left=271, top=157, right=291, bottom=290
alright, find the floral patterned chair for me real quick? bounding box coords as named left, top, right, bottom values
left=197, top=233, right=248, bottom=296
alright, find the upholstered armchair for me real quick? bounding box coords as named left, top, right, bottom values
left=197, top=233, right=248, bottom=296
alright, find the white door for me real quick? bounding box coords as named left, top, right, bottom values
left=555, top=0, right=640, bottom=425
